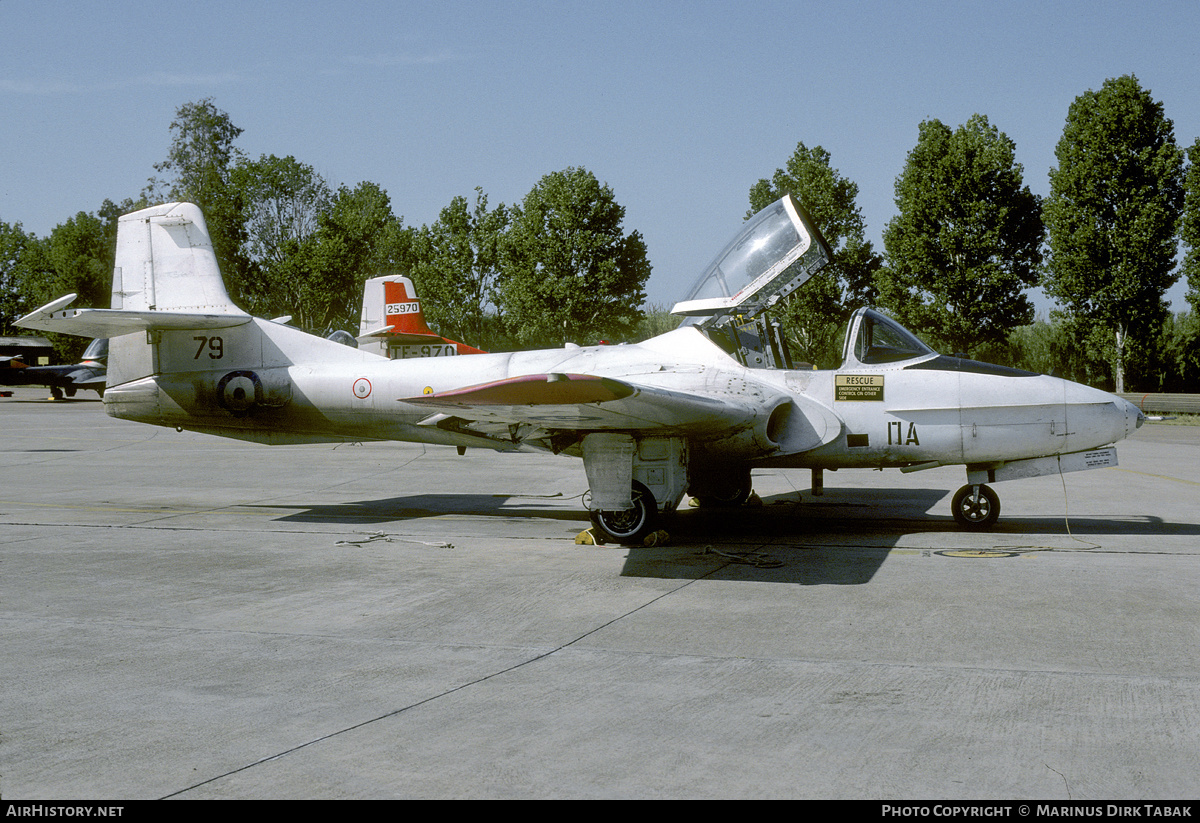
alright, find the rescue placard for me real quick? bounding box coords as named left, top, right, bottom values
left=835, top=374, right=884, bottom=401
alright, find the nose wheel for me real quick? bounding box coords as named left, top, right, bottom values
left=951, top=484, right=1000, bottom=530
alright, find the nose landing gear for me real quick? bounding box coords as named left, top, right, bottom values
left=951, top=483, right=1000, bottom=530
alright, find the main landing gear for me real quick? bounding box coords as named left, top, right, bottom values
left=589, top=481, right=656, bottom=544
left=689, top=466, right=753, bottom=508
left=951, top=483, right=1000, bottom=530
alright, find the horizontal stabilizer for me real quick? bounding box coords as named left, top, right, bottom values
left=357, top=325, right=460, bottom=346
left=17, top=298, right=251, bottom=338
left=357, top=323, right=396, bottom=340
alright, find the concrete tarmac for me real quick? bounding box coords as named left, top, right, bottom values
left=2, top=386, right=1197, bottom=799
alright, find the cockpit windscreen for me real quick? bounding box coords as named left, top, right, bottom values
left=845, top=309, right=935, bottom=365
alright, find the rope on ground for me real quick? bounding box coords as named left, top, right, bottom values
left=336, top=532, right=454, bottom=549
left=700, top=545, right=784, bottom=568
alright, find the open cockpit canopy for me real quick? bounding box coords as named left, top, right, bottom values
left=671, top=195, right=832, bottom=370
left=667, top=195, right=939, bottom=373
left=672, top=195, right=831, bottom=325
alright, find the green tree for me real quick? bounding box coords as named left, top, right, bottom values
left=499, top=168, right=650, bottom=348
left=1181, top=137, right=1200, bottom=315
left=144, top=98, right=251, bottom=302
left=1043, top=75, right=1184, bottom=392
left=1160, top=311, right=1200, bottom=391
left=1006, top=317, right=1111, bottom=387
left=747, top=142, right=882, bottom=367
left=230, top=154, right=333, bottom=317
left=411, top=188, right=509, bottom=349
left=47, top=214, right=112, bottom=307
left=287, top=181, right=402, bottom=333
left=878, top=114, right=1043, bottom=357
left=1, top=220, right=36, bottom=334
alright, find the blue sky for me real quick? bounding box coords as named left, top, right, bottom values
left=2, top=0, right=1198, bottom=313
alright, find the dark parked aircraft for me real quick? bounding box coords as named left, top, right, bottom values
left=0, top=338, right=107, bottom=399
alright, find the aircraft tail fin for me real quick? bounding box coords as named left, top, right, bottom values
left=110, top=202, right=245, bottom=314
left=16, top=202, right=250, bottom=338
left=357, top=275, right=485, bottom=357
left=358, top=275, right=437, bottom=340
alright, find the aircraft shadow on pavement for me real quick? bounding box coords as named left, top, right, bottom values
left=261, top=485, right=1192, bottom=537
left=750, top=490, right=1187, bottom=537
left=264, top=488, right=946, bottom=529
left=261, top=493, right=589, bottom=526
left=260, top=489, right=907, bottom=585
left=619, top=541, right=895, bottom=586
left=628, top=487, right=1195, bottom=585
left=258, top=486, right=1193, bottom=587
left=620, top=489, right=938, bottom=585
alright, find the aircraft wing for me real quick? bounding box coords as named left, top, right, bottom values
left=401, top=373, right=762, bottom=433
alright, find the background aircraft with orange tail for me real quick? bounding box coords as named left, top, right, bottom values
left=356, top=275, right=485, bottom=359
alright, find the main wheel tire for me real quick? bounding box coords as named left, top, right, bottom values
left=590, top=481, right=656, bottom=544
left=951, top=484, right=1000, bottom=530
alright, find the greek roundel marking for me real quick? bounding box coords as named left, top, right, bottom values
left=217, top=370, right=263, bottom=416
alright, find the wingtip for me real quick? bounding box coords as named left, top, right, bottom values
left=15, top=293, right=78, bottom=329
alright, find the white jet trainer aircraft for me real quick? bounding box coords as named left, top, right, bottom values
left=18, top=198, right=1143, bottom=542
